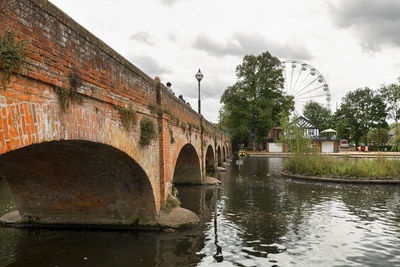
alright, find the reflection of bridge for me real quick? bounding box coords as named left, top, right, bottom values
left=0, top=0, right=230, bottom=227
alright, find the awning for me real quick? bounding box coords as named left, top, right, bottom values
left=321, top=128, right=337, bottom=133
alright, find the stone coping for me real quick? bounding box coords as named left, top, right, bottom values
left=281, top=172, right=400, bottom=184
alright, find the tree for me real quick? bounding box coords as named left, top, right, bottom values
left=220, top=51, right=294, bottom=145
left=277, top=112, right=313, bottom=153
left=380, top=77, right=400, bottom=127
left=303, top=101, right=334, bottom=130
left=368, top=128, right=389, bottom=145
left=336, top=87, right=387, bottom=145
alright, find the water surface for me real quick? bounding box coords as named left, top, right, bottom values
left=1, top=157, right=400, bottom=266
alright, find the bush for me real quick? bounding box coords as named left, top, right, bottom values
left=115, top=105, right=137, bottom=130
left=140, top=117, right=157, bottom=146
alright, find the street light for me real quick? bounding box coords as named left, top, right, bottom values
left=195, top=69, right=203, bottom=114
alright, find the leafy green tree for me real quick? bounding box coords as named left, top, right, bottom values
left=368, top=128, right=389, bottom=145
left=220, top=51, right=294, bottom=145
left=336, top=87, right=387, bottom=145
left=303, top=101, right=334, bottom=130
left=277, top=112, right=313, bottom=153
left=380, top=77, right=400, bottom=126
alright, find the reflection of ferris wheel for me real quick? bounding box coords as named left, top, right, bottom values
left=281, top=60, right=331, bottom=115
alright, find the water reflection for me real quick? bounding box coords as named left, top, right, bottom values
left=1, top=157, right=400, bottom=266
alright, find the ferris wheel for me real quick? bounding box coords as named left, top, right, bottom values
left=281, top=60, right=331, bottom=115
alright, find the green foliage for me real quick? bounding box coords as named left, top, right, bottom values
left=181, top=121, right=187, bottom=132
left=0, top=31, right=30, bottom=88
left=169, top=128, right=175, bottom=144
left=380, top=77, right=400, bottom=123
left=390, top=124, right=400, bottom=151
left=368, top=128, right=389, bottom=145
left=277, top=112, right=313, bottom=153
left=115, top=105, right=137, bottom=130
left=283, top=154, right=400, bottom=178
left=56, top=86, right=83, bottom=112
left=148, top=102, right=175, bottom=122
left=303, top=101, right=334, bottom=130
left=148, top=103, right=163, bottom=116
left=139, top=117, right=157, bottom=146
left=55, top=71, right=84, bottom=112
left=220, top=51, right=294, bottom=145
left=162, top=193, right=180, bottom=213
left=335, top=87, right=387, bottom=145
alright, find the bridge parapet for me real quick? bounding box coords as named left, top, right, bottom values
left=0, top=0, right=230, bottom=227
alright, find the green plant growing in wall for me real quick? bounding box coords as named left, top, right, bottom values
left=0, top=31, right=31, bottom=88
left=115, top=105, right=137, bottom=130
left=162, top=193, right=180, bottom=213
left=56, top=71, right=84, bottom=112
left=169, top=128, right=175, bottom=144
left=140, top=117, right=158, bottom=146
left=181, top=121, right=187, bottom=132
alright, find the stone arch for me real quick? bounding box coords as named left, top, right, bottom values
left=0, top=140, right=156, bottom=225
left=173, top=143, right=202, bottom=184
left=217, top=145, right=222, bottom=167
left=205, top=145, right=215, bottom=173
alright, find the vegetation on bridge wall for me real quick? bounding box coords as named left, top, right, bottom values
left=140, top=117, right=157, bottom=146
left=0, top=31, right=30, bottom=88
left=115, top=105, right=137, bottom=130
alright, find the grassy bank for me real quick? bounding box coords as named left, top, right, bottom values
left=283, top=154, right=400, bottom=178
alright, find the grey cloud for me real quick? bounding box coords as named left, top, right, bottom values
left=329, top=0, right=400, bottom=51
left=130, top=32, right=155, bottom=46
left=162, top=0, right=180, bottom=6
left=174, top=79, right=227, bottom=99
left=130, top=55, right=170, bottom=76
left=194, top=33, right=312, bottom=60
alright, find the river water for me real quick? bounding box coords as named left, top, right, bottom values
left=1, top=156, right=400, bottom=266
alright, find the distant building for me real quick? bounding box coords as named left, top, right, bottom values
left=263, top=116, right=338, bottom=153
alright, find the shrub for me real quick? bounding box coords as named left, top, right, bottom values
left=0, top=31, right=31, bottom=88
left=115, top=105, right=137, bottom=130
left=162, top=193, right=180, bottom=213
left=140, top=117, right=157, bottom=146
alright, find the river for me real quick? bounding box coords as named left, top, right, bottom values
left=1, top=156, right=400, bottom=266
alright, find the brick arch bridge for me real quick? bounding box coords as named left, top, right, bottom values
left=0, top=0, right=231, bottom=227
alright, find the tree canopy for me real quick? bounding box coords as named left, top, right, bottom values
left=335, top=87, right=387, bottom=145
left=303, top=101, right=334, bottom=130
left=220, top=51, right=294, bottom=145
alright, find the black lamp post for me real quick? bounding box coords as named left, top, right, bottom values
left=195, top=69, right=203, bottom=114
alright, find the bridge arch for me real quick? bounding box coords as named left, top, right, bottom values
left=0, top=140, right=156, bottom=225
left=205, top=145, right=215, bottom=173
left=173, top=143, right=202, bottom=184
left=217, top=146, right=222, bottom=167
left=223, top=146, right=226, bottom=162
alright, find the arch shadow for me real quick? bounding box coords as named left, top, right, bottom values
left=0, top=140, right=156, bottom=225
left=205, top=145, right=215, bottom=173
left=173, top=144, right=201, bottom=184
left=217, top=146, right=222, bottom=167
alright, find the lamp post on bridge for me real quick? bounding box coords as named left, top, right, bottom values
left=195, top=69, right=203, bottom=114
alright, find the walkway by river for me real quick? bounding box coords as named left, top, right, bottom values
left=1, top=157, right=400, bottom=266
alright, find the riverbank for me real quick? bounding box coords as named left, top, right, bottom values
left=281, top=154, right=400, bottom=183
left=282, top=172, right=400, bottom=184
left=247, top=151, right=400, bottom=158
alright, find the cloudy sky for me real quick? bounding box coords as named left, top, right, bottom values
left=52, top=0, right=400, bottom=122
